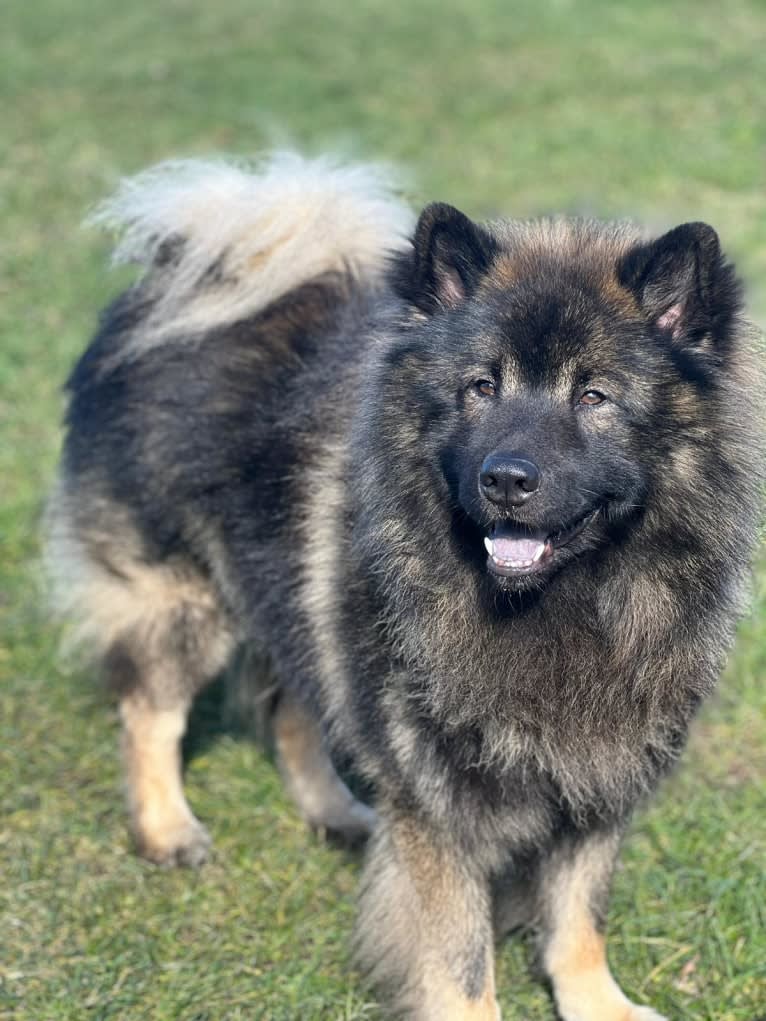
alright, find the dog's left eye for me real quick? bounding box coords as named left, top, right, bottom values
left=473, top=379, right=496, bottom=397
left=579, top=390, right=606, bottom=406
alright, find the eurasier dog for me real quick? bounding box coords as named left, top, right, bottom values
left=47, top=154, right=762, bottom=1019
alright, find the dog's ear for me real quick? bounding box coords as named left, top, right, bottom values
left=619, top=222, right=739, bottom=346
left=394, top=203, right=497, bottom=313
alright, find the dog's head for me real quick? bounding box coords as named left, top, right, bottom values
left=362, top=203, right=743, bottom=592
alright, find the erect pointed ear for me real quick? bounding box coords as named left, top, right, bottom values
left=394, top=202, right=498, bottom=313
left=618, top=222, right=739, bottom=345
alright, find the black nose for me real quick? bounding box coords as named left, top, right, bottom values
left=479, top=454, right=541, bottom=507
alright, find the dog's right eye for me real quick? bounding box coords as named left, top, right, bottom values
left=579, top=390, right=606, bottom=406
left=472, top=379, right=496, bottom=397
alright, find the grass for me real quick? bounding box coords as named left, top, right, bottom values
left=1, top=0, right=765, bottom=1017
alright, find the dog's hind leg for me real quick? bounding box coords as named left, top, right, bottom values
left=118, top=686, right=211, bottom=867
left=538, top=828, right=667, bottom=1021
left=273, top=693, right=377, bottom=844
left=99, top=561, right=236, bottom=866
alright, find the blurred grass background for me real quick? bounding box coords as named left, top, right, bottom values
left=1, top=1, right=765, bottom=1018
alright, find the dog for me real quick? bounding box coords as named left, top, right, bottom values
left=46, top=153, right=763, bottom=1019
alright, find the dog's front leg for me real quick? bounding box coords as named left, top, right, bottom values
left=355, top=812, right=500, bottom=1021
left=539, top=827, right=667, bottom=1021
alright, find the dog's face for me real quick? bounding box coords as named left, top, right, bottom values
left=378, top=204, right=738, bottom=592
left=449, top=289, right=650, bottom=590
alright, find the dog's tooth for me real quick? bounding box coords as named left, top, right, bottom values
left=532, top=544, right=545, bottom=562
left=484, top=536, right=493, bottom=555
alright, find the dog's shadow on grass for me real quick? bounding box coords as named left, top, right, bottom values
left=182, top=646, right=278, bottom=762
left=182, top=673, right=235, bottom=763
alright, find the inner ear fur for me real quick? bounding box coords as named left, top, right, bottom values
left=618, top=221, right=741, bottom=345
left=393, top=202, right=498, bottom=313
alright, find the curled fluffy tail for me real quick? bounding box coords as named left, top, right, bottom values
left=89, top=152, right=414, bottom=348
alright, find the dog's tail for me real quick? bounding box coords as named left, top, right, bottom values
left=89, top=152, right=414, bottom=351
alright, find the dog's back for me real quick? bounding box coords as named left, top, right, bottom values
left=46, top=154, right=411, bottom=863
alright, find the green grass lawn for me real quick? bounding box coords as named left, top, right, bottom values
left=2, top=1, right=765, bottom=1018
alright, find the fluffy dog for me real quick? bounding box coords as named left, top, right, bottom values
left=47, top=154, right=763, bottom=1020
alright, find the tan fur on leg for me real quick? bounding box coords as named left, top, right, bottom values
left=419, top=966, right=500, bottom=1021
left=357, top=817, right=500, bottom=1021
left=541, top=831, right=666, bottom=1021
left=121, top=693, right=211, bottom=866
left=273, top=695, right=376, bottom=843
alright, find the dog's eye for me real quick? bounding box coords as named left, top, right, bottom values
left=579, top=390, right=606, bottom=406
left=473, top=379, right=496, bottom=398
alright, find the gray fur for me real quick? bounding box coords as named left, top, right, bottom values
left=47, top=155, right=763, bottom=1019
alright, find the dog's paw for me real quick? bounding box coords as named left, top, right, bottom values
left=624, top=1008, right=667, bottom=1021
left=312, top=798, right=378, bottom=848
left=556, top=990, right=668, bottom=1021
left=136, top=816, right=212, bottom=867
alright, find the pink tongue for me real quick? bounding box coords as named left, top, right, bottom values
left=493, top=538, right=545, bottom=562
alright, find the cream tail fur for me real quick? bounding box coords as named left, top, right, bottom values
left=88, top=151, right=415, bottom=352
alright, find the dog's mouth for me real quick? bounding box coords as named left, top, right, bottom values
left=483, top=509, right=600, bottom=578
